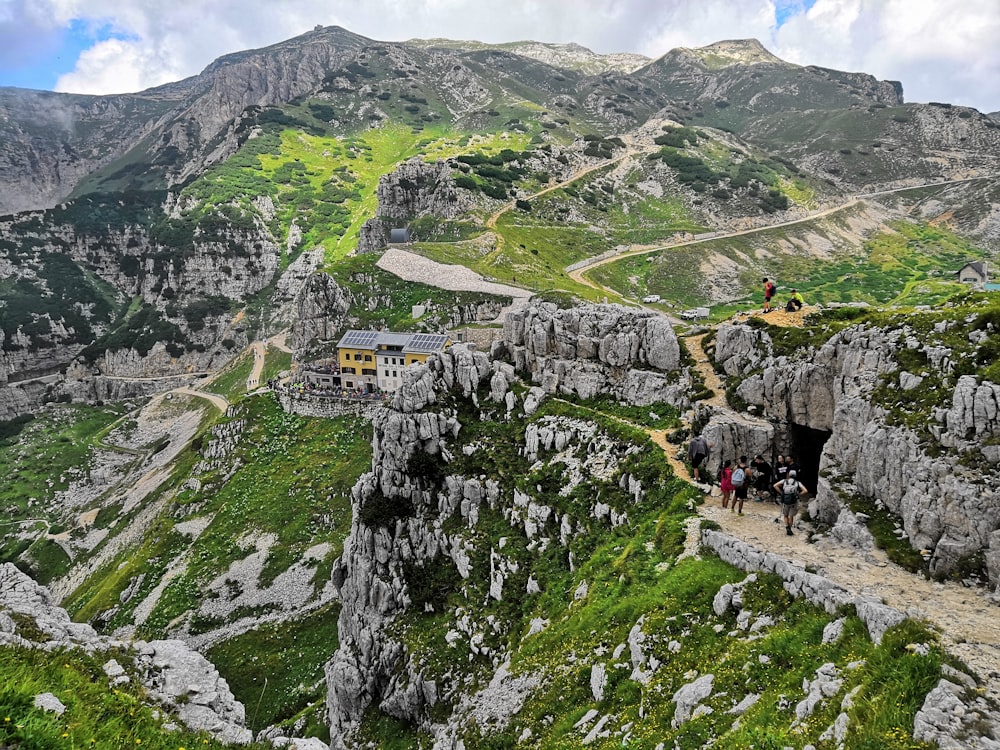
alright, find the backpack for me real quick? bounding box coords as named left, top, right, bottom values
left=781, top=479, right=799, bottom=503
left=731, top=467, right=745, bottom=487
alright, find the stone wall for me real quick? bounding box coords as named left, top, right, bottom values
left=277, top=391, right=389, bottom=422
left=700, top=530, right=1000, bottom=748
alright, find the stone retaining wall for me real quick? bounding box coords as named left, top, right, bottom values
left=701, top=528, right=906, bottom=645
left=276, top=391, right=389, bottom=422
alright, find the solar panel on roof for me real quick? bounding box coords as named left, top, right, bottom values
left=340, top=330, right=378, bottom=348
left=406, top=334, right=447, bottom=352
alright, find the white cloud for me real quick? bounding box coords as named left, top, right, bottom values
left=4, top=0, right=995, bottom=112
left=773, top=0, right=1000, bottom=110
left=55, top=37, right=177, bottom=93
left=638, top=0, right=778, bottom=57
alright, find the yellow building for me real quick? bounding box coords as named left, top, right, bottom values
left=336, top=330, right=451, bottom=393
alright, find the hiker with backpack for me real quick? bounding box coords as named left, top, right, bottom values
left=762, top=277, right=776, bottom=313
left=719, top=459, right=734, bottom=509
left=731, top=456, right=750, bottom=514
left=773, top=469, right=808, bottom=535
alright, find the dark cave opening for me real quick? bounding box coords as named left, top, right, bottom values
left=786, top=423, right=832, bottom=494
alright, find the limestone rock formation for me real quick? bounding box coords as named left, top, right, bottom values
left=325, top=338, right=668, bottom=747
left=715, top=320, right=1000, bottom=584
left=495, top=302, right=687, bottom=406
left=0, top=563, right=252, bottom=743
left=376, top=158, right=470, bottom=223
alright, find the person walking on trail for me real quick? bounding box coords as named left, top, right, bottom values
left=719, top=459, right=734, bottom=509
left=688, top=434, right=711, bottom=484
left=762, top=277, right=776, bottom=313
left=785, top=288, right=805, bottom=312
left=773, top=469, right=808, bottom=535
left=731, top=456, right=750, bottom=515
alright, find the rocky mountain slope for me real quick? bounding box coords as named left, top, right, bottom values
left=318, top=302, right=1000, bottom=748
left=0, top=27, right=997, bottom=419
left=3, top=24, right=1000, bottom=750
left=713, top=299, right=1000, bottom=585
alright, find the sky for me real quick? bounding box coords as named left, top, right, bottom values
left=0, top=0, right=998, bottom=113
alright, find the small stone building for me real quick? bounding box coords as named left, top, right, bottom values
left=957, top=261, right=988, bottom=287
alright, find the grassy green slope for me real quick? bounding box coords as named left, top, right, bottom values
left=590, top=216, right=984, bottom=316
left=52, top=392, right=370, bottom=736
left=0, top=404, right=132, bottom=583
left=0, top=645, right=274, bottom=750
left=179, top=118, right=532, bottom=267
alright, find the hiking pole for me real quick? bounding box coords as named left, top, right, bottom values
left=252, top=676, right=268, bottom=731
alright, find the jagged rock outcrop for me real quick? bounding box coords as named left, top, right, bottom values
left=291, top=273, right=356, bottom=356
left=716, top=321, right=1000, bottom=584
left=357, top=217, right=388, bottom=255
left=914, top=678, right=1000, bottom=750
left=376, top=158, right=469, bottom=223
left=495, top=302, right=687, bottom=406
left=325, top=351, right=473, bottom=747
left=0, top=563, right=252, bottom=744
left=699, top=410, right=774, bottom=478
left=325, top=339, right=664, bottom=747
left=270, top=248, right=326, bottom=327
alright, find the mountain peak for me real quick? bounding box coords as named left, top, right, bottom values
left=688, top=38, right=788, bottom=68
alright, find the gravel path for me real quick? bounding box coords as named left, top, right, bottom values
left=377, top=247, right=533, bottom=323
left=679, top=334, right=1000, bottom=702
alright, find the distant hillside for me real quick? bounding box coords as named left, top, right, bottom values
left=0, top=24, right=998, bottom=423
left=407, top=37, right=650, bottom=73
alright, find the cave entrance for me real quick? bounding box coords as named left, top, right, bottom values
left=786, top=423, right=832, bottom=494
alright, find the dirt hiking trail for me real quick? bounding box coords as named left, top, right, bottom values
left=675, top=331, right=1000, bottom=702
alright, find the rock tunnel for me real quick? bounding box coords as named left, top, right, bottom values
left=784, top=423, right=832, bottom=494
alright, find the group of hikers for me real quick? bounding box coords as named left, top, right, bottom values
left=762, top=277, right=804, bottom=314
left=688, top=436, right=808, bottom=535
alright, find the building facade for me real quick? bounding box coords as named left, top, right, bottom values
left=957, top=261, right=988, bottom=287
left=333, top=330, right=451, bottom=393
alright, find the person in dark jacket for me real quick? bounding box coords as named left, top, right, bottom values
left=751, top=454, right=772, bottom=501
left=687, top=434, right=711, bottom=484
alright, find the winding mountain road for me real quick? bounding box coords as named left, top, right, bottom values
left=567, top=174, right=996, bottom=289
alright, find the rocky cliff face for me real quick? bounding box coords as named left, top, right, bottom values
left=715, top=318, right=1000, bottom=584
left=494, top=302, right=688, bottom=407
left=0, top=209, right=282, bottom=417
left=0, top=89, right=179, bottom=215
left=376, top=158, right=470, bottom=223
left=325, top=304, right=688, bottom=746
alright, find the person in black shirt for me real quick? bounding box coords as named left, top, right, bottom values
left=775, top=454, right=788, bottom=482
left=751, top=454, right=772, bottom=501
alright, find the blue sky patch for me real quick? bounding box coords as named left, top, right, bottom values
left=0, top=19, right=119, bottom=91
left=775, top=0, right=817, bottom=26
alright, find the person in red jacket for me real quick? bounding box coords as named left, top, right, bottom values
left=762, top=277, right=776, bottom=313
